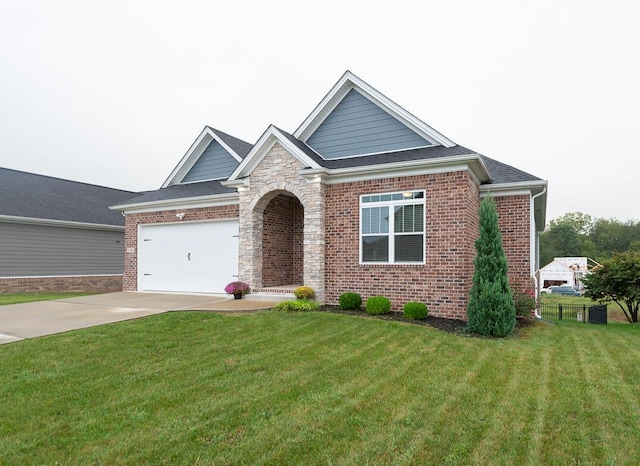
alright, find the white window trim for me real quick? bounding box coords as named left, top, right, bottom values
left=359, top=190, right=426, bottom=265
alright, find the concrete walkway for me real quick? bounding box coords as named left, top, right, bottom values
left=0, top=292, right=284, bottom=345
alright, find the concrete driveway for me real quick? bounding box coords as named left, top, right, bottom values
left=0, top=292, right=283, bottom=345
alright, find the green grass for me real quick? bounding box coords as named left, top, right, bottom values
left=0, top=292, right=97, bottom=306
left=1, top=312, right=640, bottom=464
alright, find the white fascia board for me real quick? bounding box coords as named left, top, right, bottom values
left=0, top=215, right=124, bottom=231
left=110, top=193, right=239, bottom=215
left=303, top=154, right=490, bottom=185
left=162, top=127, right=245, bottom=188
left=293, top=71, right=456, bottom=148
left=479, top=180, right=547, bottom=194
left=226, top=126, right=321, bottom=181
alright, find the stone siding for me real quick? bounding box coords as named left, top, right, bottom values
left=238, top=143, right=326, bottom=300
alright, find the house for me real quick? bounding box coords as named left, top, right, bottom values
left=538, top=257, right=591, bottom=290
left=112, top=71, right=547, bottom=320
left=0, top=167, right=137, bottom=293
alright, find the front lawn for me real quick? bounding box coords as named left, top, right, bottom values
left=1, top=311, right=639, bottom=464
left=0, top=292, right=96, bottom=306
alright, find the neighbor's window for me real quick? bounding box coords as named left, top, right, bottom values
left=360, top=191, right=425, bottom=263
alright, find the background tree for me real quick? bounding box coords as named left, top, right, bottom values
left=583, top=251, right=640, bottom=323
left=539, top=223, right=583, bottom=266
left=467, top=197, right=515, bottom=337
left=539, top=212, right=640, bottom=264
left=552, top=212, right=594, bottom=236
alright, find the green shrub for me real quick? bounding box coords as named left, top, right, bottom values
left=514, top=289, right=536, bottom=318
left=273, top=300, right=321, bottom=313
left=293, top=286, right=315, bottom=300
left=467, top=197, right=516, bottom=337
left=403, top=302, right=428, bottom=319
left=365, top=296, right=391, bottom=315
left=339, top=292, right=362, bottom=310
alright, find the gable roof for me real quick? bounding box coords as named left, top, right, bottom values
left=226, top=125, right=323, bottom=182
left=0, top=167, right=137, bottom=227
left=114, top=71, right=546, bottom=225
left=294, top=70, right=455, bottom=149
left=162, top=126, right=252, bottom=188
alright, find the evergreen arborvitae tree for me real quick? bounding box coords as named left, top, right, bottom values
left=467, top=196, right=516, bottom=337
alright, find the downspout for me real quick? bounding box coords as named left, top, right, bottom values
left=530, top=186, right=547, bottom=319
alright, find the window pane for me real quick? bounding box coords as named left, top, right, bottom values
left=362, top=207, right=389, bottom=234
left=414, top=204, right=424, bottom=231
left=394, top=204, right=424, bottom=233
left=394, top=205, right=404, bottom=232
left=395, top=235, right=423, bottom=262
left=363, top=236, right=389, bottom=262
left=362, top=209, right=371, bottom=234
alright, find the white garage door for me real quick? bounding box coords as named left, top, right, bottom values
left=138, top=220, right=239, bottom=293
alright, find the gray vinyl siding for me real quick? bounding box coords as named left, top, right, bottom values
left=306, top=89, right=432, bottom=159
left=180, top=140, right=239, bottom=183
left=0, top=222, right=124, bottom=277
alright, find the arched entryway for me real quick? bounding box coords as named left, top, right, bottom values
left=261, top=193, right=304, bottom=287
left=237, top=172, right=325, bottom=302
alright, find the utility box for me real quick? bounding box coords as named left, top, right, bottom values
left=588, top=305, right=608, bottom=324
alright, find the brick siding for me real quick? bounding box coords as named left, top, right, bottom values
left=325, top=171, right=481, bottom=319
left=123, top=205, right=239, bottom=291
left=262, top=194, right=304, bottom=286
left=494, top=194, right=532, bottom=292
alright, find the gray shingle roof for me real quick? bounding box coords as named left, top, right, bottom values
left=0, top=167, right=137, bottom=226
left=207, top=127, right=253, bottom=158
left=480, top=155, right=542, bottom=184
left=278, top=129, right=542, bottom=184
left=114, top=180, right=236, bottom=206
left=113, top=128, right=544, bottom=210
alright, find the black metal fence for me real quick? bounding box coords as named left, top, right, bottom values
left=538, top=303, right=607, bottom=324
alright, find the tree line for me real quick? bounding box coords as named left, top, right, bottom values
left=539, top=212, right=640, bottom=266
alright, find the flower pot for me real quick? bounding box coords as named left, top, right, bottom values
left=233, top=293, right=243, bottom=300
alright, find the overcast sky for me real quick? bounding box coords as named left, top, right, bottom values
left=1, top=0, right=638, bottom=223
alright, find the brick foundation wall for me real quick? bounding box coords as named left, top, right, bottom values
left=262, top=194, right=304, bottom=286
left=123, top=205, right=239, bottom=291
left=0, top=275, right=123, bottom=294
left=325, top=171, right=481, bottom=320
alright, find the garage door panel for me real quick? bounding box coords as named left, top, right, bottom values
left=138, top=220, right=239, bottom=293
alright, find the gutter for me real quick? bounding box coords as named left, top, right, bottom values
left=0, top=214, right=124, bottom=231
left=530, top=186, right=547, bottom=319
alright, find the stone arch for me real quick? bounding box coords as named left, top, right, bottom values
left=236, top=144, right=326, bottom=301
left=248, top=181, right=309, bottom=213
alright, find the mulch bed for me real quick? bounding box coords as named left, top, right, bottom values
left=321, top=306, right=535, bottom=336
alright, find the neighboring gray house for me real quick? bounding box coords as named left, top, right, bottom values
left=0, top=167, right=137, bottom=293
